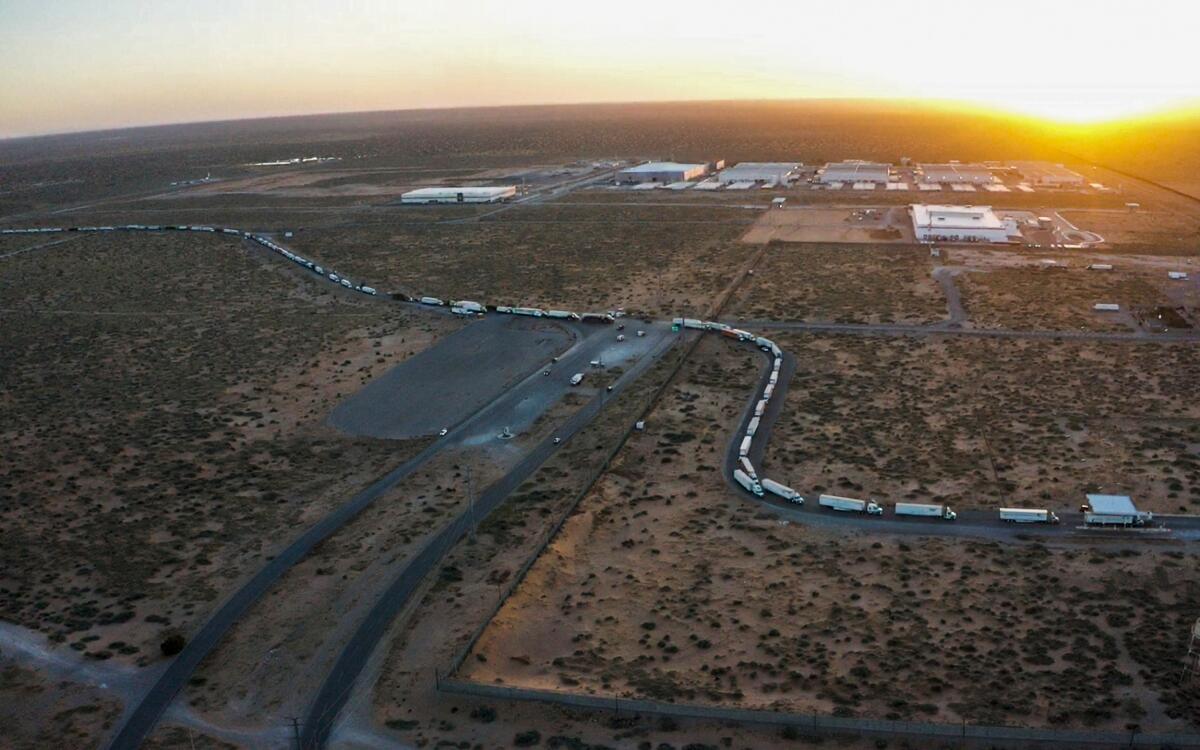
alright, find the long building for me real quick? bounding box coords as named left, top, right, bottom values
left=910, top=204, right=1019, bottom=243
left=401, top=186, right=517, bottom=204
left=1011, top=161, right=1086, bottom=187
left=918, top=163, right=997, bottom=184
left=818, top=161, right=890, bottom=184
left=616, top=161, right=708, bottom=184
left=717, top=162, right=802, bottom=185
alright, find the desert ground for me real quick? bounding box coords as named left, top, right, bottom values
left=2, top=101, right=1199, bottom=749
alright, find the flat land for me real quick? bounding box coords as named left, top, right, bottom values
left=728, top=244, right=946, bottom=324
left=741, top=207, right=912, bottom=244
left=462, top=336, right=1200, bottom=733
left=285, top=203, right=756, bottom=316
left=0, top=231, right=451, bottom=665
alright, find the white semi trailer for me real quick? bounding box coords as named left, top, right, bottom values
left=452, top=300, right=486, bottom=313
left=738, top=436, right=752, bottom=457
left=819, top=495, right=883, bottom=515
left=762, top=478, right=803, bottom=504
left=420, top=296, right=444, bottom=306
left=894, top=502, right=956, bottom=520
left=739, top=457, right=757, bottom=479
left=734, top=469, right=764, bottom=496
left=746, top=416, right=760, bottom=437
left=999, top=508, right=1059, bottom=524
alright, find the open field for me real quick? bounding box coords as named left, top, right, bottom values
left=1059, top=207, right=1200, bottom=253
left=286, top=203, right=756, bottom=315
left=0, top=231, right=452, bottom=667
left=460, top=336, right=1200, bottom=733
left=727, top=244, right=946, bottom=324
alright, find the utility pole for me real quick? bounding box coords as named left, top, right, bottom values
left=466, top=464, right=476, bottom=542
left=287, top=717, right=301, bottom=749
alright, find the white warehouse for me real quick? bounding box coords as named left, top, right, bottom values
left=918, top=163, right=997, bottom=184
left=401, top=186, right=517, bottom=204
left=818, top=161, right=890, bottom=184
left=910, top=204, right=1020, bottom=243
left=617, top=161, right=709, bottom=184
left=718, top=162, right=802, bottom=185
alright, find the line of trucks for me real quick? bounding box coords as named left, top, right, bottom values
left=0, top=224, right=380, bottom=296
left=415, top=296, right=619, bottom=324
left=675, top=317, right=1069, bottom=527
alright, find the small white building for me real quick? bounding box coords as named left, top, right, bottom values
left=910, top=204, right=1019, bottom=243
left=918, top=163, right=998, bottom=185
left=818, top=161, right=890, bottom=184
left=616, top=162, right=708, bottom=184
left=401, top=186, right=516, bottom=204
left=718, top=162, right=802, bottom=185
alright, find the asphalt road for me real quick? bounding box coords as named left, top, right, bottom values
left=328, top=315, right=574, bottom=439
left=724, top=318, right=1200, bottom=343
left=720, top=333, right=1200, bottom=544
left=300, top=324, right=677, bottom=748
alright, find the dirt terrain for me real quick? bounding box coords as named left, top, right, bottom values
left=461, top=336, right=1200, bottom=733
left=0, top=231, right=454, bottom=667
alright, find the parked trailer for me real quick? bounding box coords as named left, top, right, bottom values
left=819, top=495, right=883, bottom=515
left=999, top=508, right=1059, bottom=524
left=746, top=416, right=760, bottom=437
left=738, top=436, right=752, bottom=457
left=420, top=296, right=444, bottom=306
left=452, top=300, right=486, bottom=313
left=762, top=478, right=803, bottom=504
left=894, top=502, right=956, bottom=520
left=739, top=457, right=757, bottom=479
left=733, top=469, right=764, bottom=497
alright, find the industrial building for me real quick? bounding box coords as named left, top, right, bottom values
left=818, top=161, right=890, bottom=184
left=717, top=162, right=802, bottom=185
left=918, top=163, right=998, bottom=184
left=1011, top=161, right=1086, bottom=187
left=616, top=161, right=708, bottom=184
left=400, top=186, right=516, bottom=204
left=910, top=204, right=1019, bottom=243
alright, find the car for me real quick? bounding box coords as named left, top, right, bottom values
left=616, top=324, right=625, bottom=330
left=439, top=428, right=448, bottom=437
left=606, top=385, right=614, bottom=392
left=552, top=356, right=560, bottom=363
left=543, top=369, right=551, bottom=376
left=553, top=437, right=561, bottom=444
left=636, top=330, right=645, bottom=337
left=616, top=334, right=625, bottom=341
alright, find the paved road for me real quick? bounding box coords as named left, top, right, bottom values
left=719, top=332, right=1200, bottom=544
left=931, top=266, right=966, bottom=326
left=103, top=319, right=643, bottom=750
left=725, top=318, right=1200, bottom=343
left=300, top=325, right=677, bottom=748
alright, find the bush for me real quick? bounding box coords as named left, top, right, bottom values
left=160, top=633, right=186, bottom=656
left=514, top=729, right=542, bottom=746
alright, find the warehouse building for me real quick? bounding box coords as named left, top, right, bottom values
left=910, top=204, right=1019, bottom=243
left=918, top=163, right=998, bottom=184
left=401, top=186, right=517, bottom=204
left=718, top=162, right=802, bottom=185
left=818, top=161, right=890, bottom=184
left=616, top=161, right=708, bottom=184
left=1011, top=161, right=1086, bottom=187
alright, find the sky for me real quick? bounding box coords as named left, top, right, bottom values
left=1, top=0, right=1198, bottom=138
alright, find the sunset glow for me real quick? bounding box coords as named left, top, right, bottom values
left=1, top=0, right=1197, bottom=137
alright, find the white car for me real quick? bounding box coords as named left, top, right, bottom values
left=439, top=428, right=448, bottom=437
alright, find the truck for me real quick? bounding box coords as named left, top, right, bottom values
left=733, top=469, right=764, bottom=497
left=754, top=400, right=766, bottom=417
left=1083, top=494, right=1152, bottom=526
left=819, top=494, right=883, bottom=515
left=894, top=502, right=956, bottom=520
left=420, top=296, right=444, bottom=306
left=999, top=507, right=1059, bottom=524
left=329, top=273, right=340, bottom=282
left=738, top=436, right=752, bottom=457
left=763, top=384, right=774, bottom=400
left=512, top=307, right=545, bottom=317
left=545, top=310, right=580, bottom=320
left=450, top=306, right=477, bottom=316
left=1093, top=303, right=1120, bottom=312
left=569, top=373, right=584, bottom=386
left=340, top=278, right=353, bottom=289
left=360, top=286, right=377, bottom=296
left=762, top=478, right=803, bottom=504
left=755, top=336, right=773, bottom=351
left=682, top=318, right=705, bottom=330
left=705, top=322, right=731, bottom=332
left=739, top=457, right=757, bottom=479
left=452, top=300, right=486, bottom=313
left=746, top=416, right=760, bottom=437
left=580, top=312, right=614, bottom=324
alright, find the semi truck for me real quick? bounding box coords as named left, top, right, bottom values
left=818, top=494, right=883, bottom=515
left=546, top=310, right=580, bottom=320
left=738, top=436, right=752, bottom=457
left=999, top=508, right=1059, bottom=524
left=512, top=307, right=545, bottom=317
left=1084, top=494, right=1152, bottom=527
left=739, top=457, right=757, bottom=479
left=420, top=296, right=444, bottom=306
left=894, top=502, right=956, bottom=520
left=452, top=300, right=486, bottom=313
left=733, top=469, right=764, bottom=496
left=762, top=478, right=803, bottom=504
left=746, top=416, right=760, bottom=437
left=754, top=400, right=766, bottom=417
left=580, top=312, right=614, bottom=324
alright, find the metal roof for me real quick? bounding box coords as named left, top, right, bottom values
left=620, top=162, right=706, bottom=173
left=402, top=186, right=514, bottom=198
left=911, top=204, right=1005, bottom=230
left=1085, top=494, right=1138, bottom=515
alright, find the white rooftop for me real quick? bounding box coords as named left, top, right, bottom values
left=1086, top=494, right=1138, bottom=515
left=911, top=204, right=1005, bottom=230
left=620, top=161, right=707, bottom=173
left=402, top=186, right=514, bottom=198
